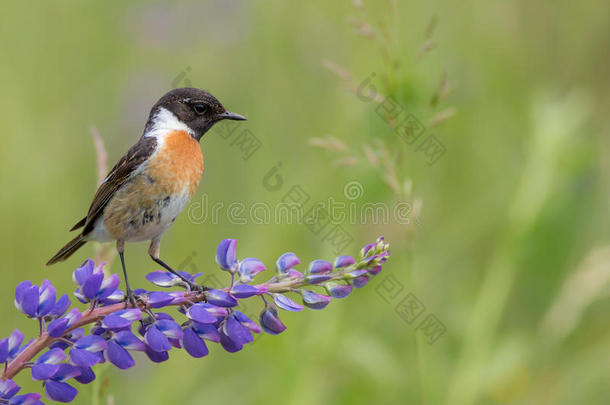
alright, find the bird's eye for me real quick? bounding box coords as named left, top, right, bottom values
left=192, top=103, right=207, bottom=115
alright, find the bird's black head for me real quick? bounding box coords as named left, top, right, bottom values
left=145, top=87, right=246, bottom=141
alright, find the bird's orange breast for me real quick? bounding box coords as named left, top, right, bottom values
left=147, top=130, right=204, bottom=197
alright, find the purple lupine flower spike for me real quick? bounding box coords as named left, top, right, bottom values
left=0, top=236, right=390, bottom=403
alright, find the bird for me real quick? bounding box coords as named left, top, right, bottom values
left=47, top=87, right=246, bottom=303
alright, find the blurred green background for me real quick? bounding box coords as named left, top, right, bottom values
left=1, top=1, right=609, bottom=404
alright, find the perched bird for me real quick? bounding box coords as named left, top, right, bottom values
left=47, top=87, right=246, bottom=302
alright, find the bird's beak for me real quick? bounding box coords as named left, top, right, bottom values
left=219, top=111, right=247, bottom=121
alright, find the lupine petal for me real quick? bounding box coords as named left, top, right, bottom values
left=50, top=364, right=81, bottom=382
left=102, top=309, right=141, bottom=330
left=145, top=346, right=169, bottom=363
left=147, top=292, right=174, bottom=308
left=69, top=348, right=102, bottom=367
left=334, top=255, right=356, bottom=268
left=74, top=335, right=107, bottom=352
left=238, top=258, right=266, bottom=282
left=0, top=378, right=20, bottom=399
left=81, top=272, right=104, bottom=300
left=204, top=290, right=238, bottom=307
left=38, top=280, right=57, bottom=317
left=145, top=326, right=171, bottom=352
left=219, top=329, right=242, bottom=353
left=325, top=282, right=353, bottom=299
left=113, top=331, right=145, bottom=351
left=273, top=294, right=304, bottom=312
left=73, top=367, right=96, bottom=384
left=229, top=284, right=261, bottom=298
left=49, top=294, right=71, bottom=317
left=37, top=348, right=66, bottom=364
left=14, top=281, right=32, bottom=313
left=191, top=323, right=221, bottom=342
left=8, top=330, right=24, bottom=357
left=8, top=392, right=42, bottom=405
left=145, top=271, right=179, bottom=288
left=352, top=275, right=370, bottom=288
left=72, top=260, right=94, bottom=285
left=96, top=274, right=120, bottom=300
left=216, top=239, right=237, bottom=271
left=276, top=252, right=300, bottom=274
left=367, top=266, right=382, bottom=276
left=260, top=305, right=286, bottom=335
left=301, top=290, right=332, bottom=310
left=21, top=286, right=40, bottom=317
left=44, top=380, right=78, bottom=403
left=0, top=338, right=9, bottom=363
left=156, top=319, right=183, bottom=340
left=187, top=304, right=217, bottom=324
left=106, top=340, right=135, bottom=369
left=223, top=315, right=252, bottom=346
left=233, top=311, right=262, bottom=333
left=182, top=328, right=208, bottom=358
left=31, top=363, right=60, bottom=381
left=308, top=260, right=333, bottom=274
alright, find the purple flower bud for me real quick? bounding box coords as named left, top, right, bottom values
left=305, top=274, right=333, bottom=284
left=286, top=269, right=304, bottom=279
left=324, top=282, right=353, bottom=299
left=32, top=349, right=65, bottom=381
left=367, top=266, right=382, bottom=276
left=273, top=294, right=303, bottom=312
left=204, top=289, right=238, bottom=307
left=352, top=275, right=370, bottom=288
left=301, top=290, right=332, bottom=310
left=334, top=255, right=356, bottom=268
left=216, top=239, right=237, bottom=271
left=276, top=252, right=300, bottom=274
left=260, top=304, right=286, bottom=335
left=155, top=319, right=183, bottom=340
left=229, top=284, right=262, bottom=298
left=308, top=260, right=333, bottom=274
left=145, top=271, right=182, bottom=288
left=238, top=258, right=266, bottom=282
left=360, top=242, right=376, bottom=258
left=182, top=327, right=209, bottom=358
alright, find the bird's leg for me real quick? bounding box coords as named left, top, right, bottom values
left=117, top=240, right=144, bottom=309
left=149, top=238, right=206, bottom=292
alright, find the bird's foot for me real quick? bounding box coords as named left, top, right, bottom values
left=124, top=289, right=145, bottom=309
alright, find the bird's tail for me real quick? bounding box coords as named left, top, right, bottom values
left=46, top=234, right=87, bottom=266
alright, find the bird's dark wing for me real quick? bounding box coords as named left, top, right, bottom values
left=80, top=136, right=158, bottom=236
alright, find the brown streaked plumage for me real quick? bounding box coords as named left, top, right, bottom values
left=47, top=87, right=246, bottom=301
